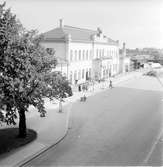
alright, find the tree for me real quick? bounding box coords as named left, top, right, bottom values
left=0, top=3, right=72, bottom=138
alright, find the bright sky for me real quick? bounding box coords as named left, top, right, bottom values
left=1, top=0, right=163, bottom=49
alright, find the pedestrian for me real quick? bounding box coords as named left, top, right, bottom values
left=109, top=80, right=113, bottom=88
left=83, top=95, right=87, bottom=102
left=82, top=85, right=85, bottom=92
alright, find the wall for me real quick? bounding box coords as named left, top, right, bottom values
left=68, top=42, right=93, bottom=84
left=41, top=41, right=66, bottom=60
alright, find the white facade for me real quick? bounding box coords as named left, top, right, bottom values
left=41, top=20, right=120, bottom=86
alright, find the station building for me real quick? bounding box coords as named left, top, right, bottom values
left=41, top=19, right=120, bottom=88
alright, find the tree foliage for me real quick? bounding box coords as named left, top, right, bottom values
left=0, top=2, right=72, bottom=137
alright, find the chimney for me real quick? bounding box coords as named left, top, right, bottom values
left=59, top=19, right=64, bottom=28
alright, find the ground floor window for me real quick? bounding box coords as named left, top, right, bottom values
left=78, top=70, right=81, bottom=80
left=74, top=70, right=77, bottom=81
left=69, top=71, right=73, bottom=84
left=82, top=69, right=85, bottom=79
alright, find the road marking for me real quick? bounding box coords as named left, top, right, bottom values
left=143, top=129, right=163, bottom=165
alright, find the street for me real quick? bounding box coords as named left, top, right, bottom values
left=25, top=76, right=163, bottom=166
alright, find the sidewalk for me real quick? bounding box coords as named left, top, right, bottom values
left=0, top=70, right=144, bottom=167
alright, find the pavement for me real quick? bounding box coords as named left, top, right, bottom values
left=0, top=69, right=150, bottom=167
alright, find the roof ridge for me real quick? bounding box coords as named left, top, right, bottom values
left=42, top=27, right=66, bottom=35
left=64, top=25, right=97, bottom=33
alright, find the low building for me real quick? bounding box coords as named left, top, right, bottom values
left=41, top=19, right=120, bottom=89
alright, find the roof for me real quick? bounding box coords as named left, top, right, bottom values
left=42, top=25, right=97, bottom=42
left=42, top=25, right=117, bottom=45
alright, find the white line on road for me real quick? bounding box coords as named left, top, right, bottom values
left=143, top=129, right=163, bottom=165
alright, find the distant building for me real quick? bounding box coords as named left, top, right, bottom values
left=41, top=19, right=120, bottom=88
left=119, top=43, right=130, bottom=73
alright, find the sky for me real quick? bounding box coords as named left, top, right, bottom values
left=1, top=0, right=163, bottom=49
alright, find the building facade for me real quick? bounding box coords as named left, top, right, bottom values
left=41, top=19, right=120, bottom=87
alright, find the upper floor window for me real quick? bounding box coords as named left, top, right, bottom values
left=82, top=69, right=85, bottom=79
left=96, top=49, right=98, bottom=58
left=79, top=50, right=81, bottom=60
left=86, top=50, right=89, bottom=60
left=100, top=50, right=102, bottom=58
left=74, top=70, right=77, bottom=80
left=82, top=50, right=85, bottom=60
left=78, top=70, right=81, bottom=80
left=89, top=50, right=92, bottom=60
left=102, top=49, right=104, bottom=57
left=75, top=50, right=77, bottom=61
left=107, top=50, right=109, bottom=57
left=69, top=71, right=73, bottom=83
left=70, top=50, right=73, bottom=61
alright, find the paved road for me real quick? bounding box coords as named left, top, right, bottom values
left=25, top=76, right=163, bottom=166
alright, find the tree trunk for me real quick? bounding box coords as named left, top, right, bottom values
left=18, top=109, right=27, bottom=138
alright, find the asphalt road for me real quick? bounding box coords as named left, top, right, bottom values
left=25, top=76, right=163, bottom=166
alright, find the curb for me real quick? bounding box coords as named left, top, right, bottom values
left=16, top=103, right=73, bottom=167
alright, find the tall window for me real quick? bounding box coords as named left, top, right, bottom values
left=89, top=50, right=92, bottom=60
left=82, top=69, right=85, bottom=79
left=78, top=70, right=81, bottom=80
left=96, top=49, right=98, bottom=58
left=89, top=68, right=91, bottom=78
left=79, top=50, right=81, bottom=60
left=75, top=50, right=77, bottom=61
left=82, top=50, right=85, bottom=60
left=70, top=50, right=73, bottom=61
left=100, top=50, right=102, bottom=58
left=86, top=50, right=88, bottom=60
left=102, top=49, right=104, bottom=57
left=74, top=70, right=77, bottom=81
left=69, top=71, right=73, bottom=84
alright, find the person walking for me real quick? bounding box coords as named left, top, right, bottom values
left=109, top=80, right=113, bottom=89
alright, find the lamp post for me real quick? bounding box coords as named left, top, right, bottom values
left=59, top=97, right=62, bottom=113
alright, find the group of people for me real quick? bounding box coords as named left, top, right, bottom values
left=80, top=94, right=87, bottom=102
left=80, top=80, right=113, bottom=103
left=78, top=84, right=88, bottom=92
